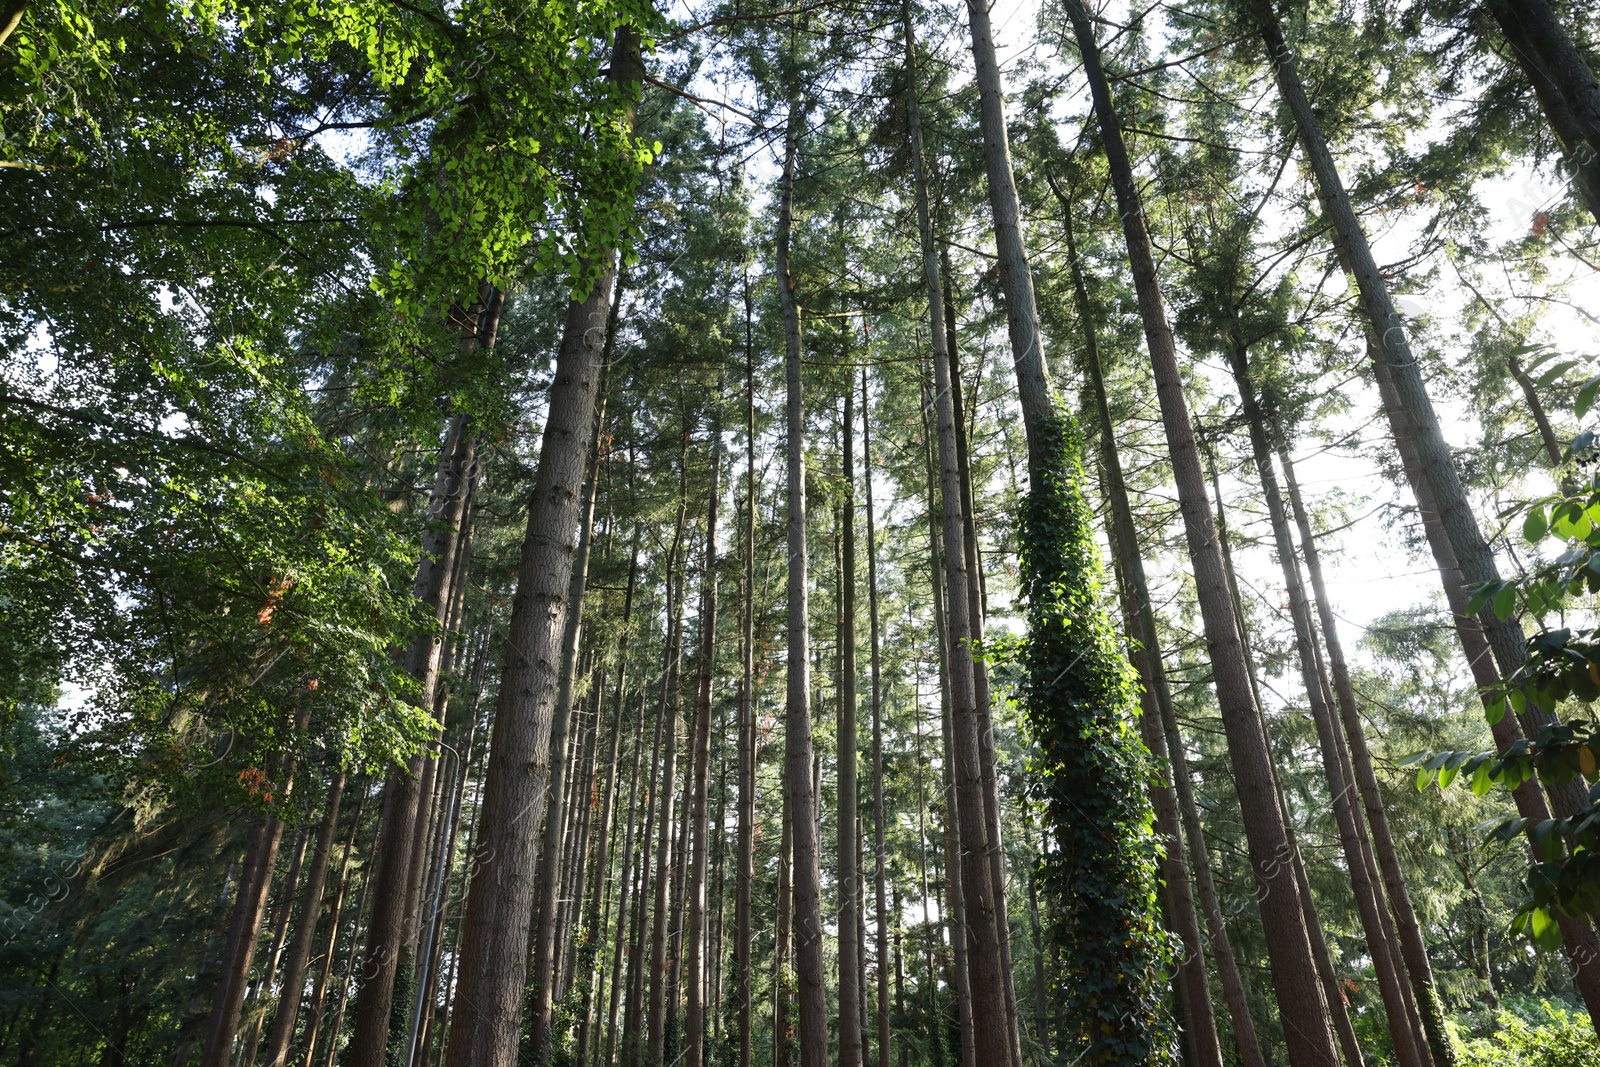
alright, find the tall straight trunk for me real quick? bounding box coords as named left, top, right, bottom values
left=442, top=31, right=640, bottom=1067
left=199, top=807, right=287, bottom=1067
left=605, top=687, right=651, bottom=1067
left=902, top=13, right=1011, bottom=1066
left=861, top=367, right=891, bottom=1067
left=777, top=103, right=830, bottom=1067
left=920, top=378, right=976, bottom=1067
left=838, top=384, right=865, bottom=1067
left=264, top=771, right=347, bottom=1067
left=242, top=826, right=308, bottom=1065
left=1258, top=9, right=1600, bottom=1027
left=578, top=528, right=641, bottom=1067
left=561, top=677, right=602, bottom=1001
left=1484, top=0, right=1600, bottom=223
left=529, top=331, right=615, bottom=1057
left=736, top=275, right=758, bottom=1067
left=1205, top=457, right=1366, bottom=1067
left=1222, top=339, right=1428, bottom=1067
left=1064, top=6, right=1341, bottom=1065
left=300, top=783, right=370, bottom=1067
left=1275, top=440, right=1454, bottom=1064
left=353, top=396, right=483, bottom=1067
left=911, top=679, right=943, bottom=1067
left=1057, top=189, right=1226, bottom=1067
left=685, top=435, right=722, bottom=1067
left=646, top=448, right=691, bottom=1067
left=776, top=749, right=793, bottom=1067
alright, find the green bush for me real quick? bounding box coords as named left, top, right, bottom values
left=1452, top=1001, right=1599, bottom=1067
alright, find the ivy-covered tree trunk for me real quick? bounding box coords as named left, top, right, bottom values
left=1056, top=195, right=1224, bottom=1067
left=777, top=102, right=830, bottom=1067
left=440, top=29, right=641, bottom=1067
left=1063, top=5, right=1343, bottom=1065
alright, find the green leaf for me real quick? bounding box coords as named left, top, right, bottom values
left=1493, top=584, right=1518, bottom=619
left=1524, top=506, right=1549, bottom=543
left=1486, top=695, right=1507, bottom=725
left=1576, top=374, right=1600, bottom=420
left=1471, top=761, right=1495, bottom=796
left=1534, top=359, right=1579, bottom=388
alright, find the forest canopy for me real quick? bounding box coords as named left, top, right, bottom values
left=2, top=1, right=1600, bottom=1066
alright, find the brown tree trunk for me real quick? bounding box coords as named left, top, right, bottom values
left=1222, top=338, right=1428, bottom=1067
left=605, top=687, right=651, bottom=1067
left=299, top=782, right=370, bottom=1067
left=1064, top=5, right=1341, bottom=1064
left=352, top=398, right=482, bottom=1067
left=264, top=771, right=347, bottom=1067
left=861, top=366, right=891, bottom=1067
left=199, top=810, right=287, bottom=1067
left=1275, top=433, right=1457, bottom=1067
left=837, top=383, right=865, bottom=1067
left=528, top=335, right=616, bottom=1060
left=1058, top=188, right=1226, bottom=1067
left=736, top=275, right=758, bottom=1067
left=777, top=101, right=830, bottom=1067
left=685, top=433, right=722, bottom=1067
left=440, top=30, right=641, bottom=1067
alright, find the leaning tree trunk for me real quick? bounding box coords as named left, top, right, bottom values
left=1056, top=191, right=1225, bottom=1067
left=1274, top=438, right=1455, bottom=1065
left=440, top=28, right=642, bottom=1067
left=1483, top=0, right=1600, bottom=224
left=685, top=432, right=723, bottom=1067
left=777, top=102, right=831, bottom=1067
left=861, top=366, right=892, bottom=1067
left=837, top=382, right=865, bottom=1067
left=262, top=770, right=347, bottom=1067
left=1222, top=336, right=1430, bottom=1067
left=1064, top=5, right=1342, bottom=1065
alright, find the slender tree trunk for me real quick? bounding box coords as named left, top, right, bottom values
left=353, top=398, right=482, bottom=1067
left=837, top=383, right=865, bottom=1067
left=685, top=432, right=723, bottom=1067
left=441, top=31, right=641, bottom=1067
left=300, top=783, right=370, bottom=1067
left=920, top=377, right=977, bottom=1067
left=1275, top=429, right=1457, bottom=1067
left=1483, top=0, right=1600, bottom=223
left=647, top=442, right=691, bottom=1067
left=1064, top=6, right=1341, bottom=1064
left=241, top=826, right=308, bottom=1065
left=199, top=810, right=286, bottom=1067
left=264, top=771, right=347, bottom=1067
left=861, top=366, right=891, bottom=1067
left=1058, top=189, right=1226, bottom=1067
left=1222, top=337, right=1429, bottom=1067
left=776, top=748, right=793, bottom=1067
left=605, top=686, right=651, bottom=1067
left=578, top=527, right=641, bottom=1067
left=777, top=102, right=830, bottom=1067
left=737, top=274, right=758, bottom=1067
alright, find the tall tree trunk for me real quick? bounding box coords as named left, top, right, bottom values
left=904, top=12, right=1016, bottom=1065
left=529, top=331, right=616, bottom=1060
left=920, top=377, right=976, bottom=1067
left=1222, top=338, right=1429, bottom=1067
left=353, top=394, right=482, bottom=1067
left=264, top=771, right=347, bottom=1067
left=1257, top=9, right=1600, bottom=1028
left=838, top=383, right=865, bottom=1067
left=861, top=366, right=891, bottom=1067
left=242, top=826, right=308, bottom=1065
left=776, top=744, right=793, bottom=1067
left=685, top=432, right=723, bottom=1067
left=578, top=526, right=641, bottom=1067
left=646, top=440, right=691, bottom=1067
left=440, top=30, right=641, bottom=1067
left=1483, top=0, right=1600, bottom=223
left=605, top=687, right=651, bottom=1067
left=736, top=274, right=758, bottom=1067
left=1063, top=5, right=1342, bottom=1064
left=199, top=809, right=286, bottom=1067
left=777, top=102, right=830, bottom=1067
left=1057, top=185, right=1226, bottom=1067
left=1274, top=427, right=1456, bottom=1067
left=300, top=783, right=370, bottom=1067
